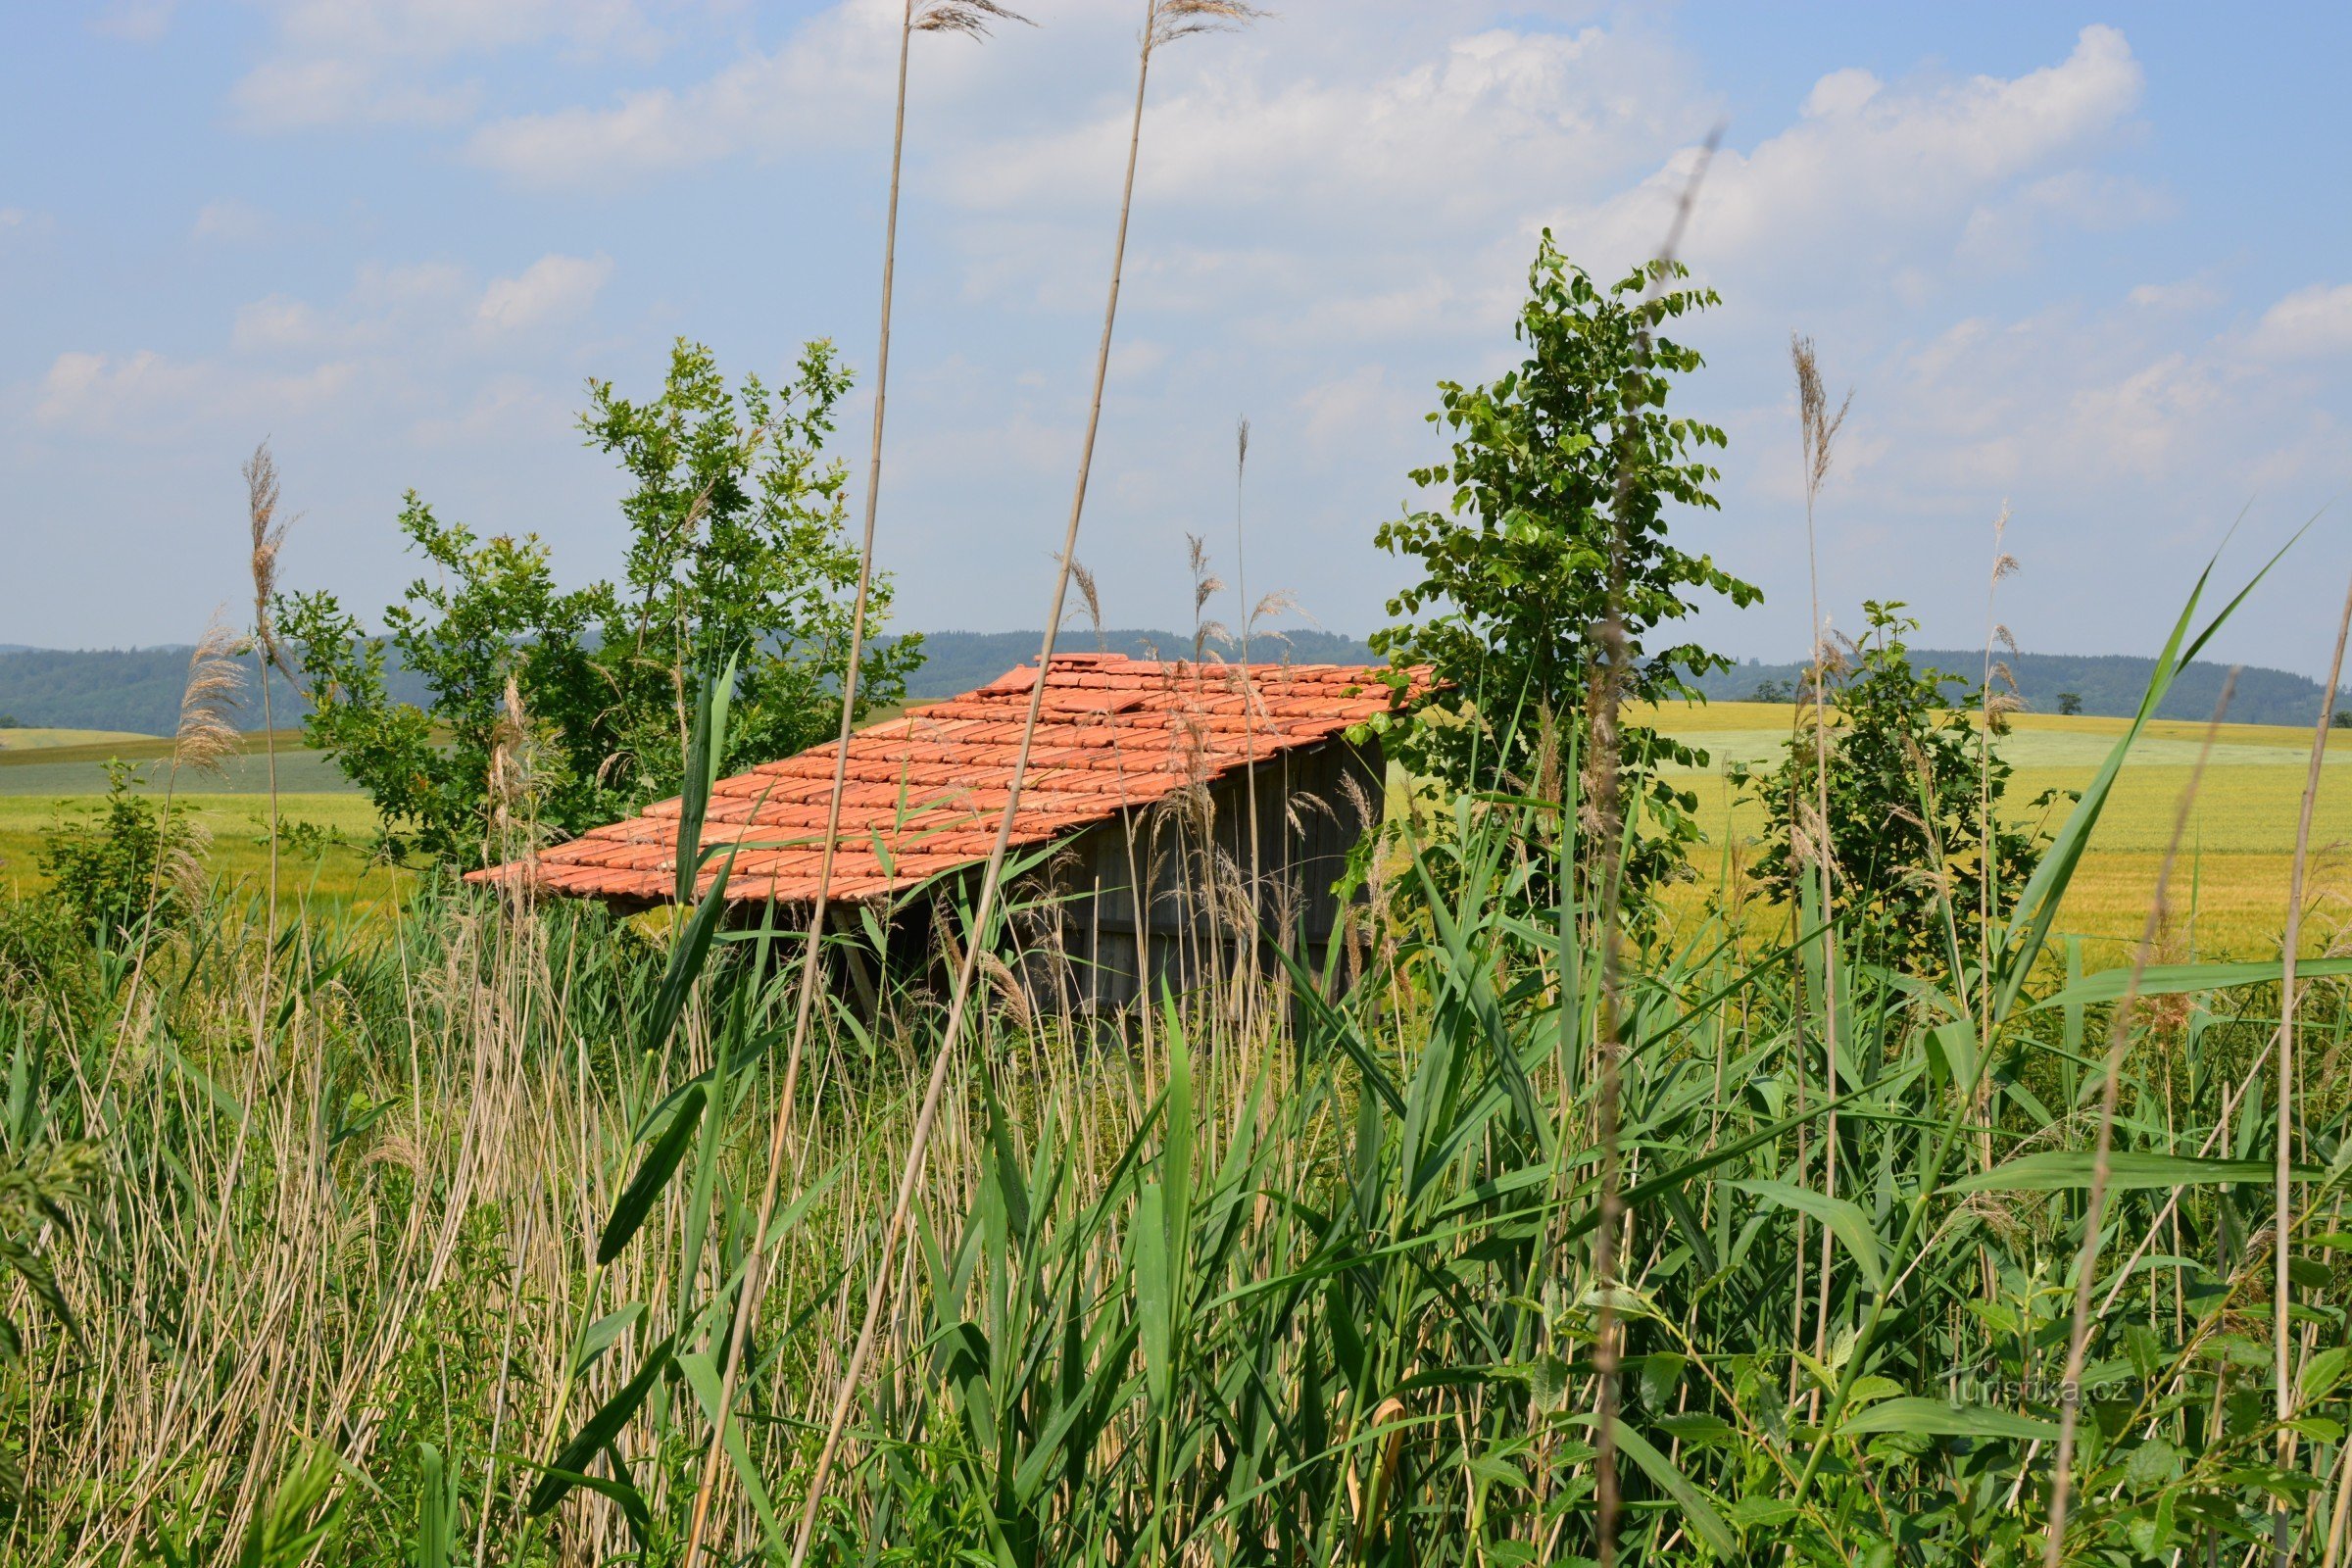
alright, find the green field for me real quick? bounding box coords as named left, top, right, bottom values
left=0, top=727, right=405, bottom=914
left=0, top=791, right=408, bottom=919
left=0, top=727, right=158, bottom=752
left=2, top=705, right=2337, bottom=955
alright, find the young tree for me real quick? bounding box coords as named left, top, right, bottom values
left=278, top=339, right=921, bottom=865
left=2057, top=690, right=2083, bottom=716
left=1739, top=602, right=2053, bottom=970
left=1369, top=234, right=1761, bottom=895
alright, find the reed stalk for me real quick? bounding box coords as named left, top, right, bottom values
left=2041, top=672, right=2236, bottom=1566
left=676, top=3, right=1030, bottom=1558
left=788, top=7, right=1260, bottom=1560
left=1590, top=124, right=1720, bottom=1568
left=2270, top=568, right=2352, bottom=1559
left=1788, top=335, right=1849, bottom=1394
left=242, top=442, right=291, bottom=968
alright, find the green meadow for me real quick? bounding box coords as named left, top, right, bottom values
left=7, top=707, right=2331, bottom=959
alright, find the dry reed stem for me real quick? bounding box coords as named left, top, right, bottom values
left=1788, top=333, right=1850, bottom=1402
left=2270, top=568, right=2352, bottom=1547
left=2040, top=670, right=2237, bottom=1568
left=788, top=4, right=1254, bottom=1560
left=676, top=1, right=1043, bottom=1554
left=1590, top=122, right=1721, bottom=1568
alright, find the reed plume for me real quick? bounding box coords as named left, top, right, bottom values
left=243, top=441, right=296, bottom=957
left=1187, top=532, right=1230, bottom=662
left=114, top=614, right=246, bottom=1028
left=171, top=617, right=247, bottom=784
left=914, top=0, right=1031, bottom=35
left=1064, top=553, right=1106, bottom=648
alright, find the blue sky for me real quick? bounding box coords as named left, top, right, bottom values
left=5, top=1, right=2349, bottom=679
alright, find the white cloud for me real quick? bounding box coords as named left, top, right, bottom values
left=0, top=208, right=54, bottom=242
left=2129, top=277, right=2225, bottom=312
left=232, top=294, right=343, bottom=354
left=2248, top=283, right=2352, bottom=360
left=2063, top=350, right=2225, bottom=473
left=228, top=260, right=469, bottom=355
left=230, top=54, right=479, bottom=131
left=92, top=0, right=173, bottom=42
left=1298, top=365, right=1421, bottom=460
left=261, top=0, right=657, bottom=60
left=411, top=375, right=572, bottom=446
left=92, top=0, right=174, bottom=42
left=193, top=198, right=276, bottom=244
left=1108, top=339, right=1169, bottom=382
left=34, top=349, right=358, bottom=436
left=1801, top=68, right=1881, bottom=119
left=465, top=3, right=900, bottom=185
left=950, top=24, right=1686, bottom=218
left=352, top=259, right=470, bottom=309
left=36, top=247, right=617, bottom=444
left=475, top=253, right=614, bottom=333
left=1577, top=25, right=2145, bottom=284
left=229, top=0, right=662, bottom=131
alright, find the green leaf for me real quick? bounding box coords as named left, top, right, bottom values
left=527, top=1333, right=674, bottom=1517
left=642, top=858, right=736, bottom=1058
left=598, top=1083, right=706, bottom=1265
left=1924, top=1020, right=1979, bottom=1092
left=2034, top=956, right=2352, bottom=1010
left=409, top=1444, right=455, bottom=1568
left=1132, top=1184, right=1171, bottom=1409
left=1654, top=1413, right=1737, bottom=1445
left=569, top=1302, right=646, bottom=1377
left=2301, top=1348, right=2350, bottom=1400
left=519, top=1462, right=650, bottom=1548
left=1840, top=1397, right=2057, bottom=1442
left=1948, top=1152, right=2314, bottom=1194
left=2125, top=1437, right=2178, bottom=1487
left=1602, top=1416, right=1739, bottom=1558
left=1729, top=1179, right=1886, bottom=1293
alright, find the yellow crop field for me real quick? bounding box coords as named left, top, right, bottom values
left=1644, top=701, right=2349, bottom=959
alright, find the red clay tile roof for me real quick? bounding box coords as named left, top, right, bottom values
left=475, top=655, right=1428, bottom=906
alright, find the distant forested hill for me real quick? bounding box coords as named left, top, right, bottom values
left=4, top=633, right=2338, bottom=733
left=1688, top=649, right=2345, bottom=727
left=0, top=647, right=427, bottom=735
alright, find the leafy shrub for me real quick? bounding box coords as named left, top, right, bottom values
left=37, top=762, right=190, bottom=938
left=1739, top=601, right=2058, bottom=968
left=278, top=339, right=921, bottom=865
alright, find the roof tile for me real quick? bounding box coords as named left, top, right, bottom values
left=473, top=658, right=1429, bottom=906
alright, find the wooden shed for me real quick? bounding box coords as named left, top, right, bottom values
left=477, top=653, right=1427, bottom=1013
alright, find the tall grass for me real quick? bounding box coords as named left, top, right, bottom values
left=2, top=552, right=2347, bottom=1565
